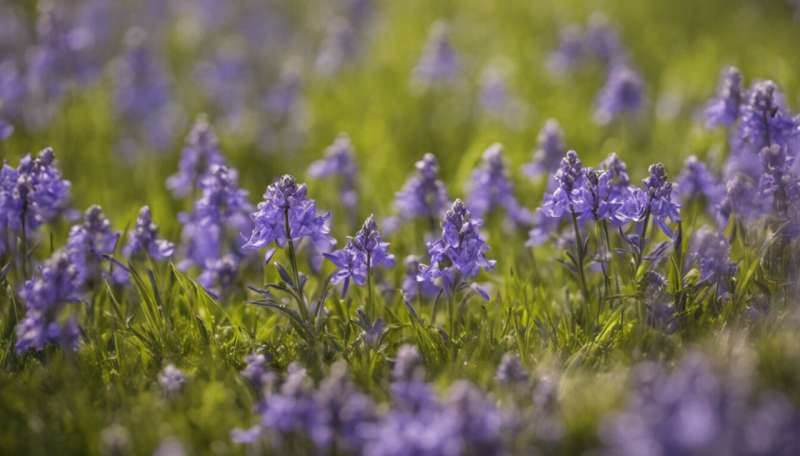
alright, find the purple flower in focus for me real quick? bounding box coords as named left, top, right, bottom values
left=123, top=206, right=174, bottom=261
left=15, top=251, right=81, bottom=353
left=167, top=115, right=226, bottom=198
left=640, top=164, right=681, bottom=237
left=466, top=144, right=533, bottom=227
left=411, top=21, right=459, bottom=88
left=418, top=200, right=495, bottom=299
left=540, top=150, right=585, bottom=219
left=704, top=66, right=743, bottom=129
left=243, top=174, right=334, bottom=263
left=595, top=65, right=645, bottom=125
left=392, top=153, right=450, bottom=228
left=523, top=119, right=567, bottom=179
left=325, top=215, right=394, bottom=297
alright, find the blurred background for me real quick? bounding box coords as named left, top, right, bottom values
left=2, top=0, right=800, bottom=239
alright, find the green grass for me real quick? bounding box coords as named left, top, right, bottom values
left=3, top=0, right=800, bottom=454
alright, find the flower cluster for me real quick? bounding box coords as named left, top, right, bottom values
left=466, top=144, right=533, bottom=228
left=325, top=215, right=395, bottom=296
left=390, top=153, right=450, bottom=230
left=418, top=200, right=496, bottom=298
left=122, top=206, right=175, bottom=262
left=166, top=115, right=226, bottom=198
left=307, top=134, right=359, bottom=222
left=0, top=148, right=71, bottom=241
left=547, top=13, right=626, bottom=74
left=66, top=205, right=119, bottom=287
left=411, top=21, right=460, bottom=88
left=243, top=174, right=334, bottom=264
left=523, top=119, right=567, bottom=179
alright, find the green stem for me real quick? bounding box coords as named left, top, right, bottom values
left=284, top=208, right=310, bottom=324
left=570, top=210, right=590, bottom=303
left=366, top=252, right=374, bottom=321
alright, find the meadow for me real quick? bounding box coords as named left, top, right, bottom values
left=2, top=0, right=800, bottom=454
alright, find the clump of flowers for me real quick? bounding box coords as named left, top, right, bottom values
left=307, top=133, right=359, bottom=224
left=122, top=206, right=175, bottom=262
left=595, top=65, right=645, bottom=125
left=465, top=143, right=533, bottom=229
left=388, top=153, right=449, bottom=231
left=411, top=21, right=459, bottom=88
left=167, top=115, right=226, bottom=198
left=66, top=205, right=119, bottom=288
left=704, top=66, right=743, bottom=129
left=524, top=119, right=567, bottom=179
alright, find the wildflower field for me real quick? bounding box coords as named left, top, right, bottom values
left=3, top=0, right=800, bottom=454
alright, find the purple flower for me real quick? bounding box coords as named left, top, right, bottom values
left=704, top=66, right=743, bottom=129
left=641, top=163, right=681, bottom=237
left=241, top=352, right=272, bottom=391
left=123, top=206, right=174, bottom=261
left=495, top=353, right=529, bottom=385
left=114, top=29, right=180, bottom=152
left=595, top=65, right=645, bottom=125
left=0, top=119, right=12, bottom=140
left=687, top=226, right=736, bottom=295
left=441, top=381, right=503, bottom=455
left=258, top=363, right=320, bottom=435
left=167, top=115, right=226, bottom=198
left=392, top=344, right=424, bottom=382
left=575, top=168, right=636, bottom=227
left=758, top=145, right=800, bottom=236
left=418, top=200, right=495, bottom=298
left=66, top=205, right=119, bottom=287
left=675, top=155, right=725, bottom=210
left=1, top=148, right=71, bottom=235
left=540, top=150, right=585, bottom=219
left=178, top=165, right=252, bottom=294
left=263, top=69, right=302, bottom=120
left=401, top=255, right=439, bottom=300
left=315, top=19, right=357, bottom=76
left=392, top=153, right=450, bottom=226
left=411, top=21, right=459, bottom=88
left=523, top=119, right=567, bottom=178
left=15, top=251, right=81, bottom=353
left=311, top=361, right=376, bottom=451
left=325, top=215, right=394, bottom=296
left=717, top=174, right=764, bottom=225
left=466, top=143, right=533, bottom=227
left=738, top=80, right=799, bottom=157
left=243, top=174, right=334, bottom=263
left=308, top=133, right=359, bottom=218
left=547, top=25, right=585, bottom=75
left=159, top=364, right=186, bottom=394
left=584, top=13, right=626, bottom=65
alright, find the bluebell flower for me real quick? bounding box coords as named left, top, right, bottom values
left=584, top=13, right=626, bottom=65
left=308, top=133, right=359, bottom=219
left=717, top=174, right=764, bottom=225
left=738, top=80, right=799, bottom=157
left=1, top=148, right=71, bottom=235
left=66, top=205, right=119, bottom=287
left=392, top=153, right=450, bottom=228
left=523, top=119, right=567, bottom=179
left=15, top=251, right=81, bottom=353
left=0, top=59, right=26, bottom=124
left=197, top=254, right=240, bottom=298
left=257, top=363, right=320, bottom=436
left=114, top=29, right=180, bottom=153
left=540, top=150, right=585, bottom=219
left=0, top=119, right=12, bottom=141
left=466, top=143, right=533, bottom=227
left=705, top=66, right=743, bottom=129
left=675, top=155, right=725, bottom=210
left=243, top=174, right=334, bottom=264
left=315, top=18, right=357, bottom=76
left=179, top=165, right=252, bottom=272
left=263, top=68, right=302, bottom=120
left=575, top=168, right=634, bottom=227
left=167, top=115, right=226, bottom=198
left=311, top=361, right=376, bottom=451
left=758, top=145, right=800, bottom=237
left=595, top=65, right=645, bottom=125
left=687, top=226, right=736, bottom=295
left=392, top=344, right=424, bottom=382
left=640, top=164, right=681, bottom=237
left=401, top=255, right=439, bottom=300
left=411, top=21, right=459, bottom=88
left=547, top=25, right=585, bottom=75
left=495, top=353, right=529, bottom=385
left=418, top=200, right=495, bottom=298
left=325, top=215, right=394, bottom=296
left=123, top=206, right=174, bottom=261
left=241, top=352, right=273, bottom=391
left=441, top=381, right=504, bottom=455
left=159, top=364, right=186, bottom=395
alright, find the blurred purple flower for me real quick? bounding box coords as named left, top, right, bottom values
left=308, top=133, right=359, bottom=220
left=411, top=21, right=459, bottom=88
left=392, top=153, right=450, bottom=227
left=705, top=66, right=744, bottom=129
left=523, top=119, right=567, bottom=179
left=159, top=364, right=186, bottom=394
left=675, top=155, right=725, bottom=210
left=466, top=143, right=533, bottom=227
left=595, top=65, right=645, bottom=125
left=123, top=206, right=174, bottom=261
left=66, top=205, right=119, bottom=287
left=687, top=226, right=736, bottom=295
